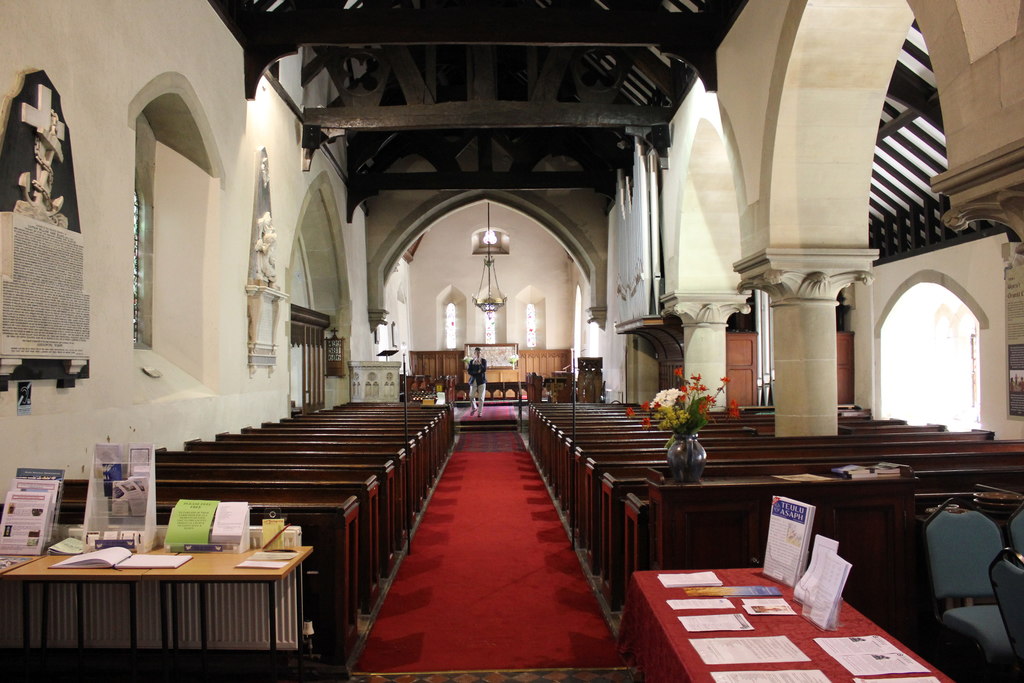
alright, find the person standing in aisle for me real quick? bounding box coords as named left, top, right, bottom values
left=468, top=347, right=488, bottom=416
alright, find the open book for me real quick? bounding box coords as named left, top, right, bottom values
left=51, top=546, right=192, bottom=569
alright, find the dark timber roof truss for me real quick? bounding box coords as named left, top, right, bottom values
left=207, top=0, right=746, bottom=217
left=208, top=5, right=1008, bottom=255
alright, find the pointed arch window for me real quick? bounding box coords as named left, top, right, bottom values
left=526, top=303, right=537, bottom=348
left=445, top=302, right=457, bottom=349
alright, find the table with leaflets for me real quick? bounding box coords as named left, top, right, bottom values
left=2, top=547, right=312, bottom=683
left=617, top=568, right=955, bottom=683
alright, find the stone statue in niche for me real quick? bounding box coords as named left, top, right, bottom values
left=253, top=211, right=277, bottom=288
left=245, top=147, right=288, bottom=371
left=15, top=84, right=67, bottom=227
left=249, top=152, right=277, bottom=288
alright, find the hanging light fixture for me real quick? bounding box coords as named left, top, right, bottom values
left=473, top=202, right=507, bottom=313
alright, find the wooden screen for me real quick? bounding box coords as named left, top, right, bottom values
left=290, top=305, right=330, bottom=414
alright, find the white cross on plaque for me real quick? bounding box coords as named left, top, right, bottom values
left=21, top=84, right=65, bottom=140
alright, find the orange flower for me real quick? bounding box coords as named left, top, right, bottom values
left=641, top=401, right=650, bottom=411
left=625, top=406, right=635, bottom=417
left=641, top=416, right=652, bottom=429
left=727, top=399, right=740, bottom=419
left=674, top=367, right=683, bottom=378
left=720, top=377, right=731, bottom=384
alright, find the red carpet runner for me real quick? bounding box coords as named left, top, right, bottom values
left=355, top=432, right=623, bottom=673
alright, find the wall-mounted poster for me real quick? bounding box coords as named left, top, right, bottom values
left=1005, top=256, right=1024, bottom=418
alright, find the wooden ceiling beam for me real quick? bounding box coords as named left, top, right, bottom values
left=306, top=101, right=670, bottom=131
left=238, top=8, right=722, bottom=49
left=349, top=170, right=616, bottom=193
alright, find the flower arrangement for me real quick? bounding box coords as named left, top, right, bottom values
left=627, top=370, right=739, bottom=447
left=507, top=354, right=519, bottom=367
left=463, top=355, right=473, bottom=363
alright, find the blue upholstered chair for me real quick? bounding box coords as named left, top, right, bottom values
left=1007, top=504, right=1024, bottom=555
left=922, top=500, right=1015, bottom=666
left=990, top=548, right=1024, bottom=666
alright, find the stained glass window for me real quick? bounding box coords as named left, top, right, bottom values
left=445, top=302, right=457, bottom=349
left=485, top=310, right=496, bottom=343
left=526, top=303, right=537, bottom=348
left=133, top=191, right=140, bottom=344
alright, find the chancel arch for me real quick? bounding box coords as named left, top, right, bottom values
left=403, top=196, right=581, bottom=350
left=364, top=189, right=607, bottom=334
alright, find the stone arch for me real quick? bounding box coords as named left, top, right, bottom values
left=127, top=72, right=225, bottom=187
left=365, top=190, right=606, bottom=329
left=755, top=0, right=914, bottom=252
left=674, top=117, right=744, bottom=293
left=875, top=269, right=990, bottom=338
left=291, top=171, right=351, bottom=337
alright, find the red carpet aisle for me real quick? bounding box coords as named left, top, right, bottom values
left=355, top=432, right=623, bottom=673
left=458, top=404, right=519, bottom=421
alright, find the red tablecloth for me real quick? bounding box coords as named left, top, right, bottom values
left=618, top=568, right=954, bottom=683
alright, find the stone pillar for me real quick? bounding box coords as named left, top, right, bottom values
left=736, top=249, right=876, bottom=436
left=662, top=293, right=750, bottom=402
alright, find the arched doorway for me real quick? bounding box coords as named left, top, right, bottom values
left=881, top=282, right=980, bottom=430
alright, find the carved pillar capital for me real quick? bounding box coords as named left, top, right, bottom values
left=942, top=186, right=1024, bottom=239
left=367, top=308, right=389, bottom=329
left=660, top=292, right=750, bottom=326
left=734, top=248, right=877, bottom=305
left=587, top=306, right=607, bottom=330
left=933, top=140, right=1024, bottom=239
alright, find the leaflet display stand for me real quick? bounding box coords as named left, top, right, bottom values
left=82, top=443, right=156, bottom=552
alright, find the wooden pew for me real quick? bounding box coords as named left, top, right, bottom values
left=158, top=450, right=404, bottom=576
left=153, top=465, right=385, bottom=613
left=593, top=449, right=1024, bottom=616
left=184, top=439, right=423, bottom=531
left=152, top=477, right=381, bottom=617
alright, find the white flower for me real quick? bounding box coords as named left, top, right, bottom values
left=653, top=388, right=682, bottom=408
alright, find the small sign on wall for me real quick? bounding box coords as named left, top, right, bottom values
left=16, top=381, right=31, bottom=416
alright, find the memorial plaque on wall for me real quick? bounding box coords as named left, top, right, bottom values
left=1006, top=261, right=1024, bottom=418
left=326, top=336, right=345, bottom=377
left=0, top=71, right=90, bottom=386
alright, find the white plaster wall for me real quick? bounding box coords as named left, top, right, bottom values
left=0, top=1, right=367, bottom=487
left=858, top=234, right=1024, bottom=438
left=405, top=202, right=576, bottom=350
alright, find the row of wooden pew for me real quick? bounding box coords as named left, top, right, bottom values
left=60, top=403, right=455, bottom=668
left=528, top=404, right=1024, bottom=646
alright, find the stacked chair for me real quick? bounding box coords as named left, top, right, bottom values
left=922, top=499, right=1015, bottom=670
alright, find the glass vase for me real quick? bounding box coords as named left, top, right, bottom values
left=666, top=433, right=706, bottom=483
